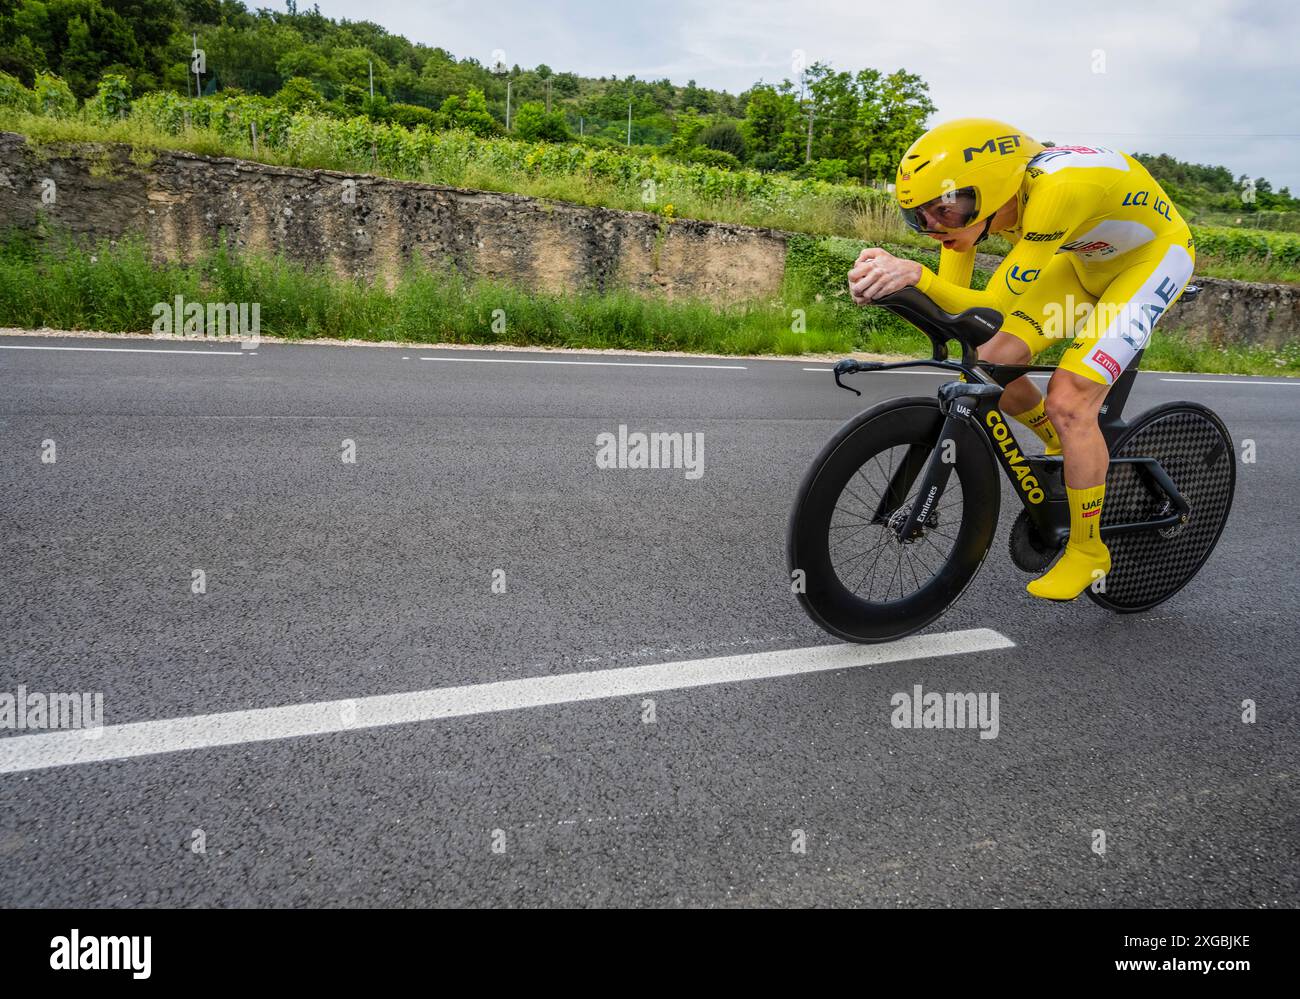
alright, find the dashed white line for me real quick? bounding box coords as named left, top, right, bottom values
left=0, top=628, right=1014, bottom=773
left=421, top=356, right=746, bottom=370
left=0, top=344, right=246, bottom=355
left=1159, top=377, right=1300, bottom=386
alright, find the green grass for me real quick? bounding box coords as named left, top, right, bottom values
left=0, top=233, right=1295, bottom=376
left=0, top=233, right=859, bottom=355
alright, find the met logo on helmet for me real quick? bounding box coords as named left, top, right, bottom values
left=963, top=134, right=1023, bottom=162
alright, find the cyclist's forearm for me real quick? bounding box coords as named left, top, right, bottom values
left=914, top=266, right=994, bottom=313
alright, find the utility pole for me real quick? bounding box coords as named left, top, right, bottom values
left=494, top=63, right=512, bottom=131
left=627, top=99, right=632, bottom=146
left=805, top=102, right=815, bottom=163
left=368, top=60, right=374, bottom=98
left=545, top=79, right=551, bottom=113
left=192, top=32, right=202, bottom=97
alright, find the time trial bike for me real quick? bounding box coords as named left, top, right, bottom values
left=787, top=285, right=1235, bottom=644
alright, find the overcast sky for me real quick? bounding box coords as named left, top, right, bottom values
left=313, top=0, right=1300, bottom=192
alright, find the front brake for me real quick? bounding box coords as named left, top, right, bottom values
left=833, top=358, right=878, bottom=396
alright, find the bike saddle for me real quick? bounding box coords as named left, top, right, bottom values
left=871, top=286, right=1003, bottom=350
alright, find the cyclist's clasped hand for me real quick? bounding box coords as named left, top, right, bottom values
left=848, top=247, right=924, bottom=304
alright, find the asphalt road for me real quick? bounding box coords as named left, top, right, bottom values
left=1, top=334, right=1296, bottom=907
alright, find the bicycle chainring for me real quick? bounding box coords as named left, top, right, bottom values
left=1009, top=510, right=1060, bottom=572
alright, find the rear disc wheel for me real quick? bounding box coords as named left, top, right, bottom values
left=1089, top=402, right=1235, bottom=612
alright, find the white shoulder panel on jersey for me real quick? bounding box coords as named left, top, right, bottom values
left=1058, top=219, right=1157, bottom=261
left=1077, top=243, right=1194, bottom=385
left=1028, top=145, right=1130, bottom=174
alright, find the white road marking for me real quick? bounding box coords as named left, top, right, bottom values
left=1159, top=377, right=1300, bottom=386
left=0, top=344, right=245, bottom=356
left=421, top=356, right=746, bottom=370
left=0, top=628, right=1013, bottom=773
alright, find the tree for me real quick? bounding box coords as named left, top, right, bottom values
left=275, top=74, right=321, bottom=108
left=856, top=68, right=934, bottom=183
left=667, top=106, right=705, bottom=157
left=513, top=99, right=568, bottom=141
left=440, top=86, right=499, bottom=136
left=804, top=62, right=857, bottom=165
left=742, top=83, right=802, bottom=168
left=698, top=119, right=745, bottom=160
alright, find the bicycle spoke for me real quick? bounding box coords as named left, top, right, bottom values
left=852, top=538, right=893, bottom=597
left=827, top=431, right=970, bottom=607
left=905, top=538, right=937, bottom=577
left=831, top=522, right=884, bottom=553
left=839, top=482, right=881, bottom=519
left=902, top=544, right=921, bottom=592
left=834, top=533, right=893, bottom=574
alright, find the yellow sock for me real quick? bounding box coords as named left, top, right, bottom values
left=1009, top=399, right=1062, bottom=455
left=1026, top=484, right=1110, bottom=601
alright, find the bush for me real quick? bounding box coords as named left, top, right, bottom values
left=275, top=77, right=324, bottom=111
left=513, top=101, right=569, bottom=142
left=810, top=158, right=850, bottom=184
left=0, top=71, right=36, bottom=113
left=33, top=74, right=76, bottom=118
left=686, top=146, right=741, bottom=170
left=698, top=120, right=746, bottom=160
left=388, top=102, right=441, bottom=129
left=85, top=74, right=132, bottom=122
left=1192, top=225, right=1300, bottom=267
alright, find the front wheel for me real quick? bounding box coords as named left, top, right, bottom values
left=788, top=397, right=1001, bottom=643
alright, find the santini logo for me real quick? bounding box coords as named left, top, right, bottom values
left=50, top=930, right=151, bottom=980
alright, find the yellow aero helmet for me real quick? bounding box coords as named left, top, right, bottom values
left=895, top=118, right=1044, bottom=235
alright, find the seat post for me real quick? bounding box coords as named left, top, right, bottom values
left=1099, top=348, right=1143, bottom=438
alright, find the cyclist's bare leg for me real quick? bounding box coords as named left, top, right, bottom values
left=978, top=332, right=1037, bottom=413
left=1026, top=368, right=1113, bottom=601
left=1044, top=368, right=1109, bottom=488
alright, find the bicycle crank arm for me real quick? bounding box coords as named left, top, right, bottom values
left=1101, top=513, right=1183, bottom=538
left=1099, top=455, right=1191, bottom=538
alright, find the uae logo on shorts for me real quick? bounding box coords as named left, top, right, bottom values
left=1091, top=349, right=1121, bottom=381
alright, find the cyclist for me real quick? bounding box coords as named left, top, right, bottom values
left=847, top=118, right=1195, bottom=601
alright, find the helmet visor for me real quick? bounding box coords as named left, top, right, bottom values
left=900, top=187, right=981, bottom=234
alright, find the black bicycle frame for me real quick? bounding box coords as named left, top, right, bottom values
left=847, top=343, right=1189, bottom=548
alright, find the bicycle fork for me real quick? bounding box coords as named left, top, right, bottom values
left=891, top=382, right=1007, bottom=542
